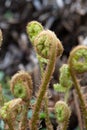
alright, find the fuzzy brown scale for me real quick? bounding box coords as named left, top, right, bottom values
left=10, top=71, right=33, bottom=130
left=0, top=98, right=22, bottom=130
left=34, top=30, right=63, bottom=59
left=26, top=21, right=43, bottom=43
left=55, top=101, right=71, bottom=130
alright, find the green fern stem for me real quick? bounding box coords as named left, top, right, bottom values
left=68, top=46, right=87, bottom=129
left=10, top=71, right=32, bottom=130
left=69, top=69, right=87, bottom=129
left=36, top=39, right=53, bottom=129
left=59, top=119, right=69, bottom=130
left=30, top=34, right=57, bottom=130
left=0, top=98, right=22, bottom=130
left=19, top=102, right=29, bottom=130
left=63, top=119, right=69, bottom=130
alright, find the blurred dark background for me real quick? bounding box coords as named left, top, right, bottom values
left=0, top=0, right=87, bottom=76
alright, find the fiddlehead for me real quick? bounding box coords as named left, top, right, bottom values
left=54, top=64, right=73, bottom=102
left=44, top=94, right=53, bottom=130
left=26, top=21, right=47, bottom=75
left=68, top=46, right=87, bottom=73
left=34, top=30, right=63, bottom=59
left=10, top=71, right=33, bottom=130
left=55, top=101, right=71, bottom=130
left=10, top=71, right=32, bottom=101
left=54, top=64, right=72, bottom=92
left=30, top=30, right=63, bottom=130
left=59, top=64, right=72, bottom=88
left=68, top=45, right=87, bottom=129
left=0, top=98, right=22, bottom=130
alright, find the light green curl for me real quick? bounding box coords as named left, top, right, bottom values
left=0, top=98, right=22, bottom=120
left=14, top=82, right=27, bottom=99
left=26, top=21, right=43, bottom=43
left=37, top=54, right=48, bottom=75
left=68, top=46, right=87, bottom=73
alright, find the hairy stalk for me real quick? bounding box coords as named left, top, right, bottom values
left=68, top=45, right=87, bottom=129
left=63, top=119, right=69, bottom=130
left=37, top=42, right=52, bottom=130
left=6, top=119, right=15, bottom=130
left=31, top=34, right=57, bottom=130
left=27, top=21, right=53, bottom=129
left=30, top=30, right=63, bottom=130
left=55, top=101, right=71, bottom=130
left=0, top=98, right=22, bottom=130
left=27, top=22, right=63, bottom=130
left=10, top=71, right=32, bottom=130
left=10, top=71, right=32, bottom=101
left=44, top=96, right=53, bottom=130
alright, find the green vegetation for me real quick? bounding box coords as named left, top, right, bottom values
left=0, top=21, right=87, bottom=130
